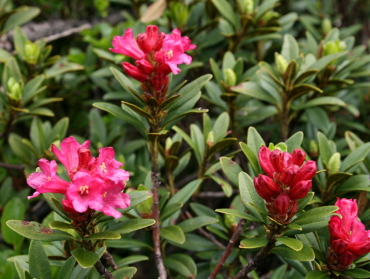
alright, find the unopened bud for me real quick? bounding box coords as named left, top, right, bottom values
left=322, top=18, right=332, bottom=34
left=206, top=131, right=214, bottom=147
left=309, top=140, right=318, bottom=158
left=328, top=152, right=341, bottom=174
left=224, top=214, right=237, bottom=229
left=6, top=77, right=23, bottom=101
left=238, top=0, right=254, bottom=14
left=224, top=68, right=237, bottom=87
left=323, top=40, right=347, bottom=65
left=24, top=41, right=40, bottom=64
left=275, top=53, right=288, bottom=74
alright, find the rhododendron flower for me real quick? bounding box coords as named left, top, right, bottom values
left=327, top=198, right=370, bottom=271
left=110, top=25, right=196, bottom=103
left=254, top=146, right=317, bottom=224
left=27, top=136, right=130, bottom=220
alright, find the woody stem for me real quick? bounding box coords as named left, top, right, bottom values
left=150, top=138, right=167, bottom=279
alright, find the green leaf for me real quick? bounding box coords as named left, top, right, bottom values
left=48, top=221, right=72, bottom=230
left=162, top=74, right=212, bottom=128
left=272, top=244, right=315, bottom=261
left=57, top=256, right=76, bottom=279
left=305, top=270, right=330, bottom=279
left=6, top=220, right=76, bottom=241
left=212, top=0, right=238, bottom=29
left=209, top=175, right=233, bottom=197
left=294, top=69, right=319, bottom=84
left=111, top=267, right=137, bottom=279
left=295, top=97, right=346, bottom=110
left=239, top=172, right=267, bottom=223
left=240, top=237, right=268, bottom=249
left=207, top=138, right=237, bottom=160
left=167, top=179, right=202, bottom=207
left=281, top=34, right=299, bottom=62
left=297, top=192, right=314, bottom=212
left=122, top=101, right=152, bottom=120
left=220, top=157, right=243, bottom=187
left=292, top=206, right=338, bottom=226
left=106, top=237, right=153, bottom=250
left=2, top=7, right=40, bottom=34
left=285, top=132, right=304, bottom=152
left=13, top=259, right=29, bottom=279
left=247, top=127, right=266, bottom=157
left=233, top=82, right=276, bottom=104
left=276, top=237, right=303, bottom=251
left=45, top=195, right=70, bottom=221
left=342, top=268, right=370, bottom=278
left=318, top=131, right=333, bottom=165
left=289, top=84, right=322, bottom=100
left=160, top=202, right=183, bottom=221
left=29, top=240, right=52, bottom=279
left=213, top=112, right=230, bottom=142
left=216, top=208, right=261, bottom=222
left=335, top=175, right=370, bottom=193
left=160, top=225, right=185, bottom=244
left=1, top=198, right=25, bottom=246
left=108, top=219, right=155, bottom=235
left=117, top=255, right=149, bottom=268
left=177, top=216, right=219, bottom=233
left=307, top=51, right=347, bottom=72
left=255, top=0, right=279, bottom=21
left=30, top=117, right=46, bottom=155
left=340, top=142, right=370, bottom=172
left=22, top=75, right=45, bottom=104
left=44, top=59, right=83, bottom=79
left=71, top=248, right=99, bottom=268
left=83, top=231, right=121, bottom=240
left=190, top=123, right=205, bottom=163
left=240, top=142, right=261, bottom=175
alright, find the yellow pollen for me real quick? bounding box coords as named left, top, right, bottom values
left=102, top=192, right=107, bottom=198
left=47, top=176, right=51, bottom=181
left=165, top=50, right=173, bottom=59
left=79, top=185, right=89, bottom=195
left=100, top=162, right=107, bottom=173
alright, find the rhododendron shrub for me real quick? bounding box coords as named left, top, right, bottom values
left=28, top=136, right=130, bottom=220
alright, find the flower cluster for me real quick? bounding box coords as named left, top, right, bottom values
left=27, top=137, right=130, bottom=220
left=327, top=198, right=370, bottom=271
left=255, top=146, right=317, bottom=224
left=110, top=25, right=195, bottom=103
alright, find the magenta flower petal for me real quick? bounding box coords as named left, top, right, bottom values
left=110, top=29, right=145, bottom=60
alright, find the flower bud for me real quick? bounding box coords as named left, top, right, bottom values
left=77, top=146, right=92, bottom=171
left=291, top=149, right=306, bottom=167
left=224, top=213, right=237, bottom=229
left=322, top=18, right=332, bottom=34
left=274, top=193, right=290, bottom=216
left=206, top=131, right=215, bottom=148
left=323, top=40, right=347, bottom=65
left=137, top=25, right=165, bottom=53
left=254, top=175, right=281, bottom=202
left=135, top=59, right=154, bottom=75
left=122, top=62, right=149, bottom=82
left=259, top=146, right=275, bottom=177
left=6, top=77, right=23, bottom=102
left=24, top=41, right=40, bottom=64
left=280, top=165, right=299, bottom=185
left=238, top=0, right=254, bottom=14
left=224, top=68, right=237, bottom=87
left=309, top=140, right=318, bottom=158
left=270, top=149, right=285, bottom=173
left=150, top=73, right=169, bottom=92
left=328, top=152, right=341, bottom=174
left=275, top=53, right=288, bottom=74
left=289, top=180, right=312, bottom=200
left=292, top=160, right=317, bottom=185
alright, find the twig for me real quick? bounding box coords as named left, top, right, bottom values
left=103, top=251, right=118, bottom=270
left=150, top=139, right=167, bottom=279
left=233, top=224, right=283, bottom=279
left=94, top=260, right=115, bottom=279
left=208, top=219, right=246, bottom=279
left=197, top=190, right=238, bottom=198
left=44, top=23, right=91, bottom=43
left=0, top=162, right=25, bottom=170
left=185, top=211, right=226, bottom=249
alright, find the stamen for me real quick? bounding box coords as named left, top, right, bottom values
left=79, top=185, right=89, bottom=195
left=165, top=50, right=173, bottom=59
left=100, top=162, right=107, bottom=173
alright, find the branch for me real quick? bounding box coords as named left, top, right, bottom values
left=233, top=224, right=283, bottom=279
left=185, top=211, right=226, bottom=249
left=94, top=260, right=115, bottom=279
left=0, top=162, right=25, bottom=170
left=208, top=219, right=246, bottom=279
left=150, top=140, right=167, bottom=279
left=103, top=251, right=118, bottom=270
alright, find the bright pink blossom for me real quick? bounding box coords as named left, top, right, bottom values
left=327, top=198, right=370, bottom=271
left=27, top=137, right=130, bottom=220
left=254, top=146, right=317, bottom=224
left=110, top=29, right=144, bottom=60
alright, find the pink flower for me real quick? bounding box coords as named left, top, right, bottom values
left=51, top=137, right=91, bottom=179
left=110, top=29, right=145, bottom=60
left=327, top=198, right=370, bottom=271
left=27, top=159, right=69, bottom=199
left=136, top=25, right=165, bottom=53
left=27, top=136, right=130, bottom=220
left=122, top=62, right=149, bottom=82
left=255, top=147, right=317, bottom=224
